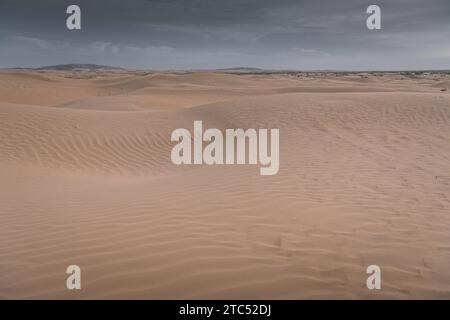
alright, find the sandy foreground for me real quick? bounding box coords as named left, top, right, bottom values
left=0, top=70, right=450, bottom=299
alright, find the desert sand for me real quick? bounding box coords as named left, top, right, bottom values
left=1, top=69, right=450, bottom=299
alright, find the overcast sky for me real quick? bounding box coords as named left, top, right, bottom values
left=0, top=0, right=449, bottom=70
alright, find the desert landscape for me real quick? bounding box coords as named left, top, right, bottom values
left=1, top=67, right=450, bottom=299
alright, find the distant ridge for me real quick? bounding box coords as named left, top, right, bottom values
left=217, top=67, right=263, bottom=71
left=214, top=67, right=268, bottom=74
left=36, top=64, right=124, bottom=71
left=8, top=64, right=448, bottom=74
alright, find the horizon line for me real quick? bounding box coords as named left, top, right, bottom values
left=1, top=63, right=449, bottom=73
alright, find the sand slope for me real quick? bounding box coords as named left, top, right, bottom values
left=1, top=71, right=450, bottom=299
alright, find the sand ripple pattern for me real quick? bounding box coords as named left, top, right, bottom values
left=1, top=72, right=450, bottom=299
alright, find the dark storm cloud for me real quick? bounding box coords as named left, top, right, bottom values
left=0, top=0, right=449, bottom=69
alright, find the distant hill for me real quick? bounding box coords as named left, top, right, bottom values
left=214, top=67, right=266, bottom=74
left=214, top=67, right=296, bottom=74
left=36, top=64, right=124, bottom=71
left=217, top=67, right=263, bottom=71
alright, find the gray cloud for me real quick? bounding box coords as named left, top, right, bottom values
left=0, top=0, right=449, bottom=69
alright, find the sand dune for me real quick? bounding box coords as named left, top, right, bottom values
left=1, top=70, right=450, bottom=299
